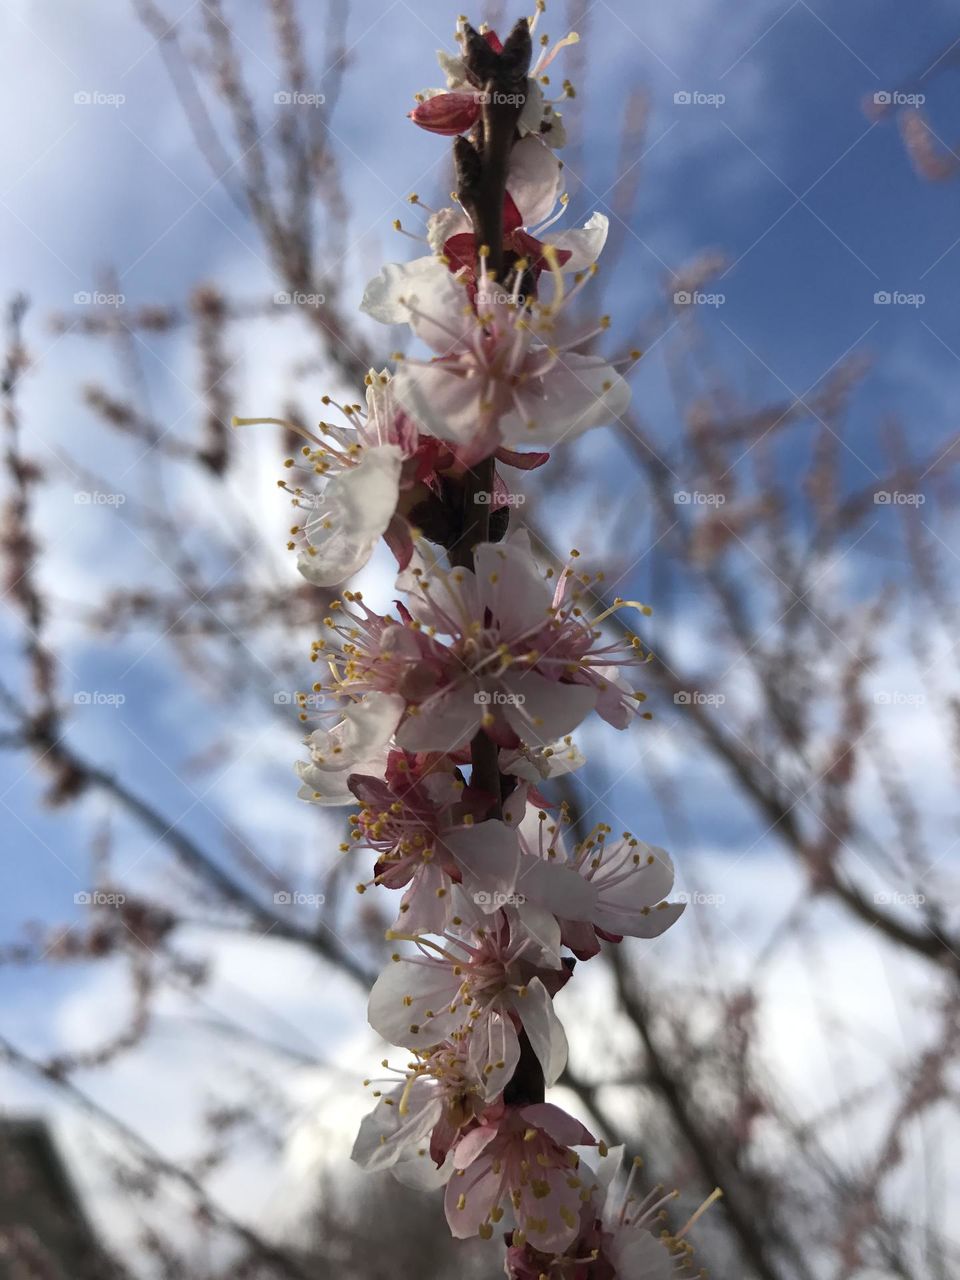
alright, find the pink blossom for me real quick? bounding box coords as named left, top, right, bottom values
left=351, top=1037, right=516, bottom=1188
left=362, top=261, right=630, bottom=461
left=368, top=894, right=570, bottom=1087
left=516, top=812, right=686, bottom=959
left=445, top=1102, right=595, bottom=1251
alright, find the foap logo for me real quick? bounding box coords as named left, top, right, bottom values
left=274, top=290, right=325, bottom=307
left=477, top=90, right=526, bottom=107
left=874, top=890, right=925, bottom=907
left=874, top=691, right=925, bottom=707
left=674, top=90, right=725, bottom=108
left=873, top=91, right=925, bottom=107
left=873, top=490, right=925, bottom=506
left=675, top=890, right=725, bottom=907
left=274, top=690, right=325, bottom=709
left=474, top=490, right=526, bottom=506
left=74, top=90, right=126, bottom=108
left=75, top=490, right=126, bottom=506
left=73, top=691, right=126, bottom=707
left=274, top=90, right=326, bottom=107
left=473, top=891, right=526, bottom=907
left=474, top=690, right=525, bottom=706
left=674, top=691, right=725, bottom=707
left=873, top=290, right=924, bottom=307
left=74, top=291, right=125, bottom=308
left=673, top=490, right=726, bottom=506
left=274, top=890, right=326, bottom=907
left=74, top=890, right=126, bottom=907
left=673, top=290, right=725, bottom=307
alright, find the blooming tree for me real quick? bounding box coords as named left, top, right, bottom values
left=241, top=11, right=717, bottom=1275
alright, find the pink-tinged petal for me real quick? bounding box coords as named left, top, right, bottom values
left=519, top=1103, right=595, bottom=1149
left=383, top=512, right=414, bottom=571
left=505, top=354, right=631, bottom=445
left=515, top=1162, right=583, bottom=1253
left=451, top=1123, right=500, bottom=1170
left=445, top=1153, right=503, bottom=1238
left=394, top=361, right=496, bottom=447
left=396, top=682, right=482, bottom=753
left=473, top=541, right=553, bottom=639
left=441, top=819, right=521, bottom=907
left=507, top=135, right=563, bottom=226
left=391, top=861, right=456, bottom=935
left=410, top=91, right=481, bottom=135
left=513, top=977, right=568, bottom=1085
left=560, top=917, right=602, bottom=959
left=351, top=1082, right=443, bottom=1172
left=500, top=669, right=598, bottom=743
left=494, top=444, right=551, bottom=470
left=547, top=212, right=609, bottom=272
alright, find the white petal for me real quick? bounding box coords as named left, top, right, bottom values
left=400, top=264, right=478, bottom=354
left=516, top=853, right=600, bottom=922
left=465, top=1009, right=521, bottom=1100
left=441, top=820, right=521, bottom=908
left=395, top=682, right=481, bottom=753
left=507, top=134, right=563, bottom=226
left=548, top=212, right=609, bottom=272
left=298, top=444, right=403, bottom=587
left=392, top=1147, right=455, bottom=1191
left=393, top=360, right=490, bottom=443
left=500, top=669, right=598, bottom=744
left=296, top=533, right=376, bottom=587
left=437, top=50, right=467, bottom=89
left=607, top=1228, right=675, bottom=1280
left=367, top=956, right=463, bottom=1048
left=361, top=256, right=443, bottom=324
left=351, top=1082, right=443, bottom=1172
left=504, top=354, right=631, bottom=445
left=513, top=976, right=568, bottom=1085
left=427, top=205, right=470, bottom=255
left=500, top=739, right=585, bottom=783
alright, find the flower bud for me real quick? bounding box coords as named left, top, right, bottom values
left=409, top=92, right=480, bottom=136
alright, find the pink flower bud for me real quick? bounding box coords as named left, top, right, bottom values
left=409, top=92, right=480, bottom=136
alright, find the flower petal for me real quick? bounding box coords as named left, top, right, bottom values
left=500, top=669, right=598, bottom=744
left=504, top=353, right=631, bottom=445
left=547, top=212, right=609, bottom=272
left=513, top=976, right=568, bottom=1085
left=507, top=135, right=563, bottom=227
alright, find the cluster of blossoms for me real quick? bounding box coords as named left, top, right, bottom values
left=242, top=8, right=716, bottom=1274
